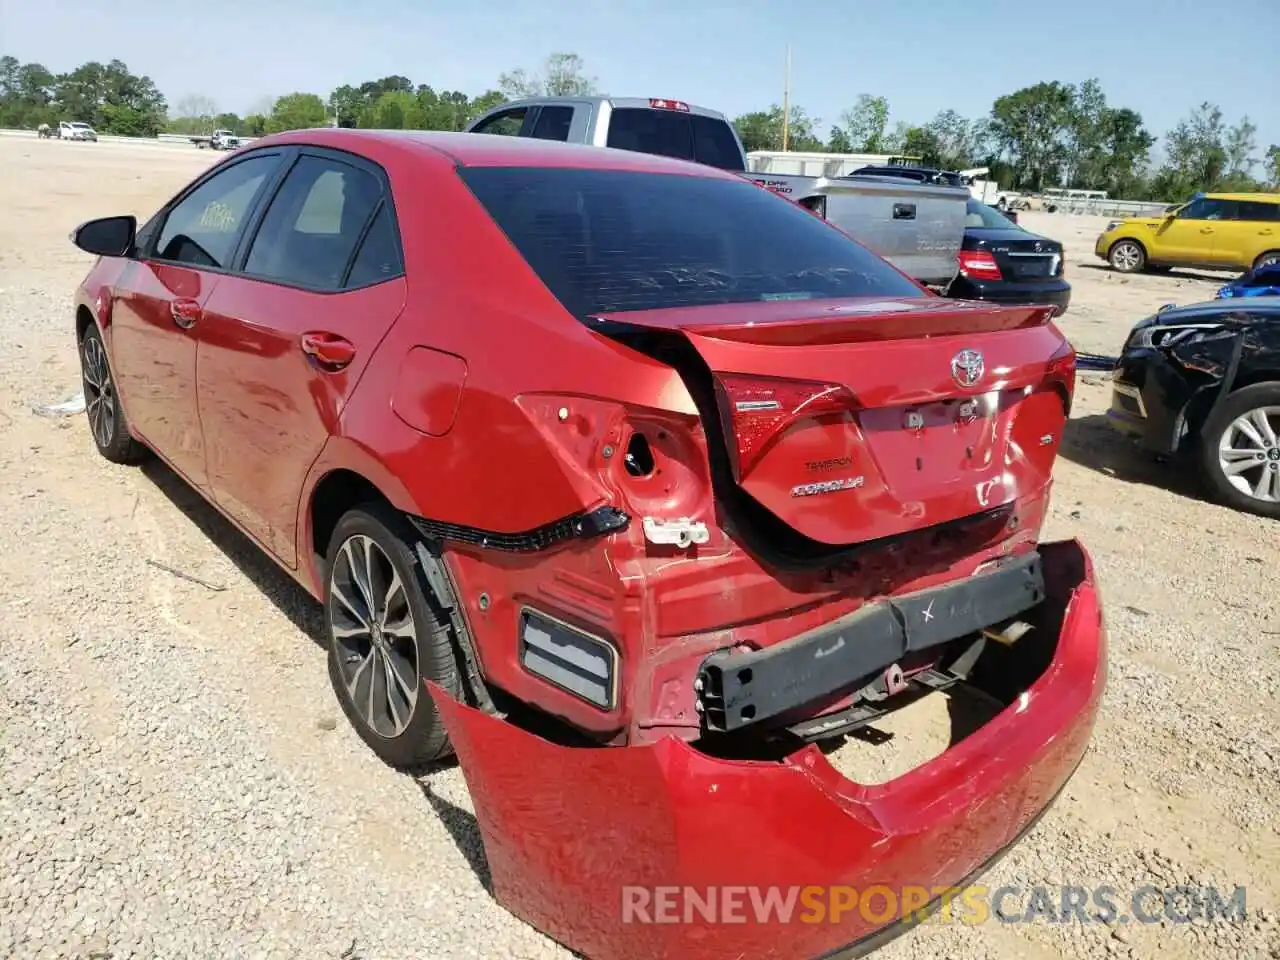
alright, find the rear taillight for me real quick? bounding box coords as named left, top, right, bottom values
left=714, top=374, right=854, bottom=479
left=648, top=98, right=690, bottom=112
left=1041, top=337, right=1076, bottom=413
left=797, top=196, right=827, bottom=219
left=957, top=250, right=1002, bottom=281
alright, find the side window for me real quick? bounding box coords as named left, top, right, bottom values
left=1180, top=198, right=1228, bottom=220
left=530, top=106, right=574, bottom=141
left=472, top=107, right=528, bottom=137
left=1213, top=200, right=1240, bottom=220
left=345, top=203, right=403, bottom=288
left=243, top=155, right=384, bottom=290
left=1235, top=201, right=1280, bottom=222
left=153, top=155, right=279, bottom=268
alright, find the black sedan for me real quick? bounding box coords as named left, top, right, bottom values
left=1109, top=296, right=1280, bottom=518
left=945, top=199, right=1071, bottom=316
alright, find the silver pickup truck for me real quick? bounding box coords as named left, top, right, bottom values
left=464, top=96, right=967, bottom=287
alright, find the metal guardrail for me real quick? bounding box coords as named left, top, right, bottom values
left=1042, top=198, right=1170, bottom=217
left=0, top=128, right=260, bottom=147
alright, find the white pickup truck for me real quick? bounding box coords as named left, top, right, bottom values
left=190, top=129, right=240, bottom=151
left=464, top=96, right=968, bottom=287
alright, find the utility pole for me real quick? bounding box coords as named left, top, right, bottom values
left=781, top=44, right=792, bottom=151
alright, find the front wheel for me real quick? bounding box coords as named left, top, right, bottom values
left=1108, top=239, right=1146, bottom=273
left=1253, top=251, right=1280, bottom=272
left=324, top=503, right=463, bottom=769
left=79, top=325, right=149, bottom=464
left=1198, top=383, right=1280, bottom=519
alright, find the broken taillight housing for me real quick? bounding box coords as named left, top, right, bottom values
left=797, top=196, right=827, bottom=219
left=714, top=374, right=855, bottom=479
left=1040, top=337, right=1077, bottom=413
left=957, top=249, right=1003, bottom=281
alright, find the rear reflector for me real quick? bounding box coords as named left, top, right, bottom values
left=649, top=98, right=690, bottom=112
left=518, top=609, right=618, bottom=709
left=957, top=249, right=1003, bottom=280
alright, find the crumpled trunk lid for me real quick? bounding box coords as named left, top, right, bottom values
left=591, top=297, right=1073, bottom=547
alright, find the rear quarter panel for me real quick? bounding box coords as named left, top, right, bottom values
left=325, top=155, right=699, bottom=534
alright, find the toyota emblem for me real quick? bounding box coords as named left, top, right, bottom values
left=951, top=349, right=985, bottom=388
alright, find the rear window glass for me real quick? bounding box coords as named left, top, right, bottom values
left=606, top=108, right=745, bottom=172
left=460, top=167, right=922, bottom=318
left=965, top=199, right=1019, bottom=229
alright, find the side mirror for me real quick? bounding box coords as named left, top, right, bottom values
left=70, top=215, right=137, bottom=257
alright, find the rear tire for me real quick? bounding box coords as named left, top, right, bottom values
left=1108, top=239, right=1146, bottom=274
left=323, top=502, right=462, bottom=769
left=79, top=325, right=149, bottom=464
left=1197, top=383, right=1280, bottom=520
left=1253, top=251, right=1280, bottom=271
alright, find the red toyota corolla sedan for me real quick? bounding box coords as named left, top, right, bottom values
left=71, top=130, right=1105, bottom=960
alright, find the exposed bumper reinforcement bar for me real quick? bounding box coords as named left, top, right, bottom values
left=697, top=551, right=1045, bottom=733
left=425, top=538, right=1105, bottom=960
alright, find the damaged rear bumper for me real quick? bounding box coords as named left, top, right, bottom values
left=429, top=538, right=1106, bottom=960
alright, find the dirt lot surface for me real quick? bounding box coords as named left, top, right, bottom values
left=1, top=137, right=1278, bottom=960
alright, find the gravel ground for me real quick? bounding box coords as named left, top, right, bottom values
left=1, top=137, right=1278, bottom=960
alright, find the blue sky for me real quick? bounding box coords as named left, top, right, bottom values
left=6, top=0, right=1278, bottom=161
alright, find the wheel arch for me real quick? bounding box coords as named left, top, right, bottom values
left=1252, top=250, right=1280, bottom=271
left=76, top=304, right=96, bottom=342
left=1182, top=368, right=1280, bottom=450
left=1107, top=235, right=1147, bottom=261
left=298, top=437, right=423, bottom=597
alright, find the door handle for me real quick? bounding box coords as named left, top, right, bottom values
left=170, top=298, right=201, bottom=329
left=1199, top=227, right=1214, bottom=233
left=301, top=332, right=356, bottom=370
left=1260, top=229, right=1274, bottom=236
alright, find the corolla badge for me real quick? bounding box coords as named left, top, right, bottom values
left=951, top=349, right=985, bottom=388
left=791, top=476, right=865, bottom=498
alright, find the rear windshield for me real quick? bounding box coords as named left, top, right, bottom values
left=965, top=199, right=1020, bottom=229
left=460, top=167, right=922, bottom=318
left=605, top=108, right=746, bottom=172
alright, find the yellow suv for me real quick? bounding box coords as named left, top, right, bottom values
left=1095, top=192, right=1280, bottom=274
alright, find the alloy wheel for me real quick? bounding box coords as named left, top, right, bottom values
left=82, top=334, right=116, bottom=449
left=1218, top=406, right=1280, bottom=503
left=1111, top=243, right=1141, bottom=272
left=328, top=534, right=420, bottom=738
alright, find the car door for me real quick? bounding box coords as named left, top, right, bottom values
left=195, top=149, right=407, bottom=565
left=109, top=151, right=284, bottom=489
left=1151, top=197, right=1231, bottom=266
left=1215, top=200, right=1280, bottom=269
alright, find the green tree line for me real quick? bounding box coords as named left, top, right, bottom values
left=3, top=51, right=1277, bottom=201
left=0, top=56, right=166, bottom=136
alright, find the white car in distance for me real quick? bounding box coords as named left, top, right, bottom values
left=58, top=121, right=98, bottom=142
